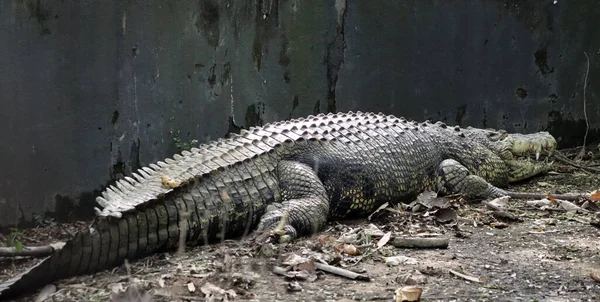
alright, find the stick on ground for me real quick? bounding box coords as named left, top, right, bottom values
left=0, top=245, right=54, bottom=258
left=391, top=237, right=449, bottom=249
left=313, top=262, right=371, bottom=281
left=506, top=192, right=589, bottom=201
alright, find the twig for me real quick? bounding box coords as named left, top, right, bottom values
left=506, top=191, right=589, bottom=201
left=491, top=210, right=522, bottom=222
left=313, top=262, right=371, bottom=281
left=0, top=245, right=55, bottom=258
left=554, top=151, right=600, bottom=173
left=391, top=237, right=449, bottom=249
left=480, top=200, right=522, bottom=221
left=272, top=266, right=290, bottom=277
left=448, top=269, right=486, bottom=283
left=481, top=200, right=504, bottom=211
left=575, top=51, right=591, bottom=161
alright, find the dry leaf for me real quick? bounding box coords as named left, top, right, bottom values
left=526, top=199, right=553, bottom=208
left=558, top=200, right=583, bottom=213
left=283, top=253, right=311, bottom=267
left=363, top=224, right=385, bottom=237
left=161, top=175, right=181, bottom=188
left=345, top=244, right=359, bottom=255
left=368, top=202, right=389, bottom=220
left=109, top=283, right=125, bottom=294
left=488, top=196, right=510, bottom=209
left=434, top=208, right=457, bottom=223
left=394, top=286, right=422, bottom=302
left=34, top=284, right=57, bottom=302
left=377, top=232, right=392, bottom=249
left=385, top=255, right=418, bottom=266
left=589, top=191, right=600, bottom=201
left=200, top=282, right=236, bottom=299
left=591, top=271, right=600, bottom=282
left=546, top=194, right=558, bottom=205
left=318, top=235, right=337, bottom=246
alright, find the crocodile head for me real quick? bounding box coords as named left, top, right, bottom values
left=462, top=127, right=557, bottom=182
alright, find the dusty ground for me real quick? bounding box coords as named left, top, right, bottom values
left=1, top=149, right=600, bottom=302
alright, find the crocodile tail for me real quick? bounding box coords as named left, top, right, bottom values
left=0, top=207, right=175, bottom=300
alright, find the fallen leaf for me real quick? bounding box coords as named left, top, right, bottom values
left=109, top=282, right=125, bottom=294
left=200, top=282, right=236, bottom=299
left=187, top=282, right=196, bottom=293
left=394, top=286, right=422, bottom=302
left=344, top=244, right=360, bottom=255
left=591, top=271, right=600, bottom=282
left=376, top=232, right=392, bottom=249
left=589, top=191, right=600, bottom=201
left=296, top=259, right=316, bottom=272
left=526, top=199, right=553, bottom=208
left=434, top=208, right=457, bottom=223
left=34, top=284, right=57, bottom=302
left=488, top=196, right=510, bottom=209
left=558, top=200, right=584, bottom=213
left=161, top=175, right=181, bottom=188
left=49, top=242, right=66, bottom=250
left=416, top=191, right=438, bottom=204
left=363, top=224, right=385, bottom=237
left=368, top=202, right=389, bottom=220
left=546, top=194, right=558, bottom=205
left=283, top=253, right=311, bottom=267
left=385, top=255, right=418, bottom=266
left=318, top=235, right=337, bottom=246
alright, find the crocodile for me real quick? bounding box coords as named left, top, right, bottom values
left=0, top=111, right=557, bottom=299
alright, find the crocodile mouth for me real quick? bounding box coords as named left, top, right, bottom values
left=502, top=131, right=557, bottom=160
left=498, top=132, right=557, bottom=182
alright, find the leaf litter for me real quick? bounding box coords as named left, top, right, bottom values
left=2, top=155, right=600, bottom=301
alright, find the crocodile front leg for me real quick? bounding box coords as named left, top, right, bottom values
left=256, top=160, right=330, bottom=242
left=437, top=159, right=508, bottom=199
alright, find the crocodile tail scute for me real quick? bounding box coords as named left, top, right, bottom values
left=0, top=211, right=158, bottom=300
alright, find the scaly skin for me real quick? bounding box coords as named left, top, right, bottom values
left=0, top=111, right=556, bottom=300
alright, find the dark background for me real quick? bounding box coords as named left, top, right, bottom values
left=1, top=0, right=599, bottom=228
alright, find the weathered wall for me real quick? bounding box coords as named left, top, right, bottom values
left=0, top=0, right=599, bottom=228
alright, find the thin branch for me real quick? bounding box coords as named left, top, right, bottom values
left=0, top=245, right=54, bottom=258
left=506, top=191, right=589, bottom=201
left=575, top=52, right=590, bottom=161
left=313, top=262, right=371, bottom=281
left=391, top=237, right=449, bottom=249
left=554, top=150, right=600, bottom=173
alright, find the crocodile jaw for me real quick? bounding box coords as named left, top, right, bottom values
left=503, top=132, right=557, bottom=160
left=506, top=158, right=553, bottom=183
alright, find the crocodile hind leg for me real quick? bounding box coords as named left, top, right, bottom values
left=437, top=159, right=508, bottom=199
left=256, top=160, right=330, bottom=242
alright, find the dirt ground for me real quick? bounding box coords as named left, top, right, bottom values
left=1, top=149, right=600, bottom=302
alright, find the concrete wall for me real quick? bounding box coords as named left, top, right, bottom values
left=1, top=0, right=599, bottom=228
